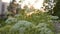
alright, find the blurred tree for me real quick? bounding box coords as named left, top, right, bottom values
left=53, top=0, right=60, bottom=18
left=43, top=0, right=56, bottom=14
left=7, top=0, right=18, bottom=16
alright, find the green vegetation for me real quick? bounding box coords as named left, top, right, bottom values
left=0, top=10, right=56, bottom=34
left=0, top=0, right=60, bottom=34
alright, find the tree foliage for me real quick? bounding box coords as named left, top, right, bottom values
left=7, top=0, right=19, bottom=16
left=53, top=0, right=60, bottom=19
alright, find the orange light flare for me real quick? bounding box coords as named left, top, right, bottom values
left=25, top=6, right=46, bottom=17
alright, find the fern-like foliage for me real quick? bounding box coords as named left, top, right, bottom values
left=5, top=17, right=17, bottom=25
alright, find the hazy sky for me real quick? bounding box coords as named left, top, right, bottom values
left=2, top=0, right=44, bottom=9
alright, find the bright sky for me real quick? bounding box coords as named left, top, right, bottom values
left=2, top=0, right=44, bottom=9
left=2, top=0, right=19, bottom=3
left=2, top=0, right=11, bottom=3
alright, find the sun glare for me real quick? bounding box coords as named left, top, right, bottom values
left=33, top=0, right=44, bottom=9
left=21, top=0, right=44, bottom=9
